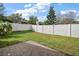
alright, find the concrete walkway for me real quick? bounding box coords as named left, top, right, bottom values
left=0, top=41, right=66, bottom=56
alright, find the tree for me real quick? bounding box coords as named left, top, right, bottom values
left=56, top=10, right=76, bottom=24
left=0, top=3, right=5, bottom=22
left=64, top=11, right=76, bottom=24
left=39, top=21, right=44, bottom=25
left=44, top=20, right=50, bottom=25
left=46, top=6, right=56, bottom=25
left=28, top=15, right=38, bottom=25
left=62, top=11, right=76, bottom=24
left=7, top=13, right=23, bottom=23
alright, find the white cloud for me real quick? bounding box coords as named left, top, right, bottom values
left=14, top=3, right=50, bottom=20
left=60, top=10, right=77, bottom=15
left=60, top=10, right=77, bottom=20
left=14, top=6, right=37, bottom=17
left=57, top=3, right=62, bottom=6
left=61, top=11, right=66, bottom=15
left=41, top=9, right=46, bottom=12
left=14, top=10, right=24, bottom=13
left=14, top=8, right=37, bottom=14
left=24, top=4, right=32, bottom=8
left=38, top=16, right=46, bottom=21
left=36, top=3, right=50, bottom=10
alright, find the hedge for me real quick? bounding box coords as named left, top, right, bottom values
left=0, top=22, right=12, bottom=36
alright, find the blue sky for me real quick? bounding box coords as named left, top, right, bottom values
left=4, top=3, right=79, bottom=21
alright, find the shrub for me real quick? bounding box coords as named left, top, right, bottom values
left=0, top=22, right=12, bottom=36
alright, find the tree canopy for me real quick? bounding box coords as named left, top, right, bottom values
left=7, top=13, right=25, bottom=23
left=28, top=15, right=38, bottom=25
left=0, top=3, right=5, bottom=22
left=46, top=6, right=56, bottom=25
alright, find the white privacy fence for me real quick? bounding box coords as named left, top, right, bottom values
left=54, top=24, right=70, bottom=36
left=32, top=24, right=79, bottom=38
left=12, top=23, right=79, bottom=38
left=71, top=24, right=79, bottom=38
left=12, top=23, right=32, bottom=31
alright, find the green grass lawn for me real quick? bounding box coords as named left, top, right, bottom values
left=0, top=30, right=79, bottom=56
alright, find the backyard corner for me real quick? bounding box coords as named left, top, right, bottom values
left=0, top=30, right=79, bottom=56
left=0, top=3, right=79, bottom=56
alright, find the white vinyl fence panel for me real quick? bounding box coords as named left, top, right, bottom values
left=11, top=23, right=79, bottom=38
left=32, top=24, right=79, bottom=38
left=54, top=24, right=70, bottom=36
left=12, top=23, right=32, bottom=31
left=42, top=25, right=53, bottom=34
left=32, top=25, right=53, bottom=34
left=71, top=24, right=79, bottom=38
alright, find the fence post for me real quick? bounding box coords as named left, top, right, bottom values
left=53, top=24, right=54, bottom=35
left=70, top=24, right=71, bottom=39
left=42, top=25, right=43, bottom=33
left=70, top=20, right=73, bottom=39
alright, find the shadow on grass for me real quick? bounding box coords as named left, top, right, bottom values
left=0, top=30, right=33, bottom=39
left=0, top=35, right=23, bottom=39
left=0, top=40, right=22, bottom=48
left=12, top=30, right=33, bottom=35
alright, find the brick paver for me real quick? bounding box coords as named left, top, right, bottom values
left=0, top=41, right=66, bottom=56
